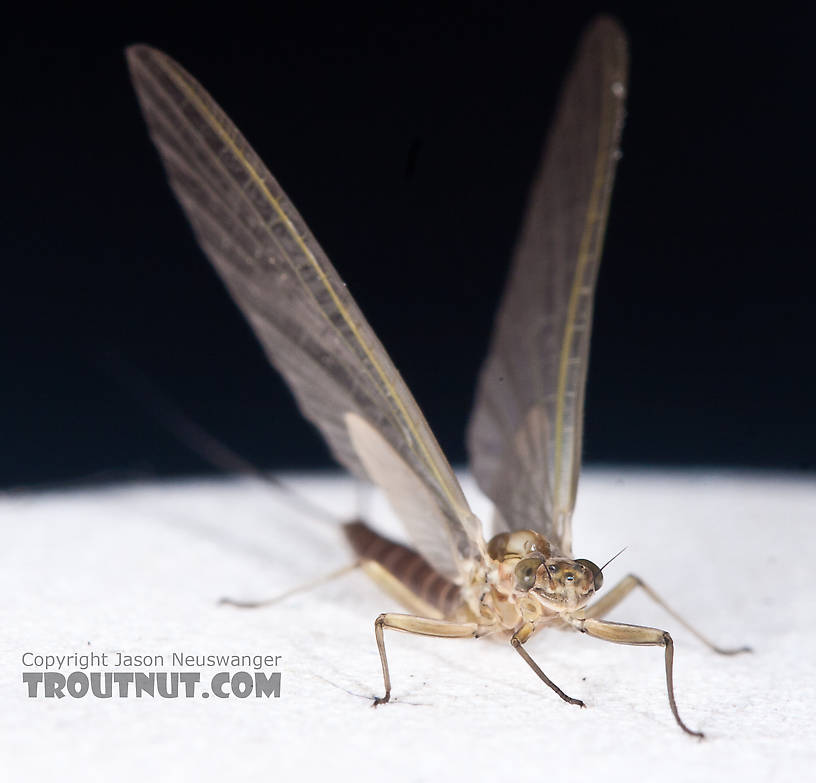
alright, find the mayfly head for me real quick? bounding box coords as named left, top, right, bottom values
left=535, top=557, right=601, bottom=611
left=539, top=548, right=623, bottom=607
left=487, top=529, right=601, bottom=611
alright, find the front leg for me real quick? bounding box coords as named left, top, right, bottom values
left=510, top=622, right=584, bottom=707
left=372, top=614, right=478, bottom=705
left=568, top=615, right=702, bottom=737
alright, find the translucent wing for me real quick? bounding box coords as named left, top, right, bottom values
left=127, top=46, right=483, bottom=580
left=467, top=17, right=628, bottom=555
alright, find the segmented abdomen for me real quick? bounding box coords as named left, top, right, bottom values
left=343, top=520, right=463, bottom=617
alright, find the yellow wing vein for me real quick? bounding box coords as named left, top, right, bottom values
left=135, top=61, right=397, bottom=428
left=552, top=76, right=617, bottom=515
left=153, top=54, right=461, bottom=512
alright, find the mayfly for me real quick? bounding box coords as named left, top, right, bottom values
left=127, top=16, right=747, bottom=737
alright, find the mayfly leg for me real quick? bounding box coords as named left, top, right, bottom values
left=372, top=614, right=478, bottom=705
left=581, top=574, right=752, bottom=655
left=220, top=562, right=362, bottom=608
left=510, top=622, right=585, bottom=707
left=567, top=574, right=752, bottom=736
left=567, top=614, right=703, bottom=737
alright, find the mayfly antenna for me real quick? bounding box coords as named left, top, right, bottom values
left=599, top=547, right=627, bottom=574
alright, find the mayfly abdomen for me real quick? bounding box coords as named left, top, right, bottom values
left=343, top=520, right=463, bottom=618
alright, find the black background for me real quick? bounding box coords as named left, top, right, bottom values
left=3, top=2, right=814, bottom=489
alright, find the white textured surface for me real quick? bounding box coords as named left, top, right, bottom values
left=1, top=470, right=813, bottom=781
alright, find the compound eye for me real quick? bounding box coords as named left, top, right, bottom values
left=514, top=557, right=543, bottom=591
left=575, top=558, right=603, bottom=590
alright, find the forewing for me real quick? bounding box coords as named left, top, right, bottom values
left=127, top=46, right=482, bottom=579
left=467, top=17, right=628, bottom=555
